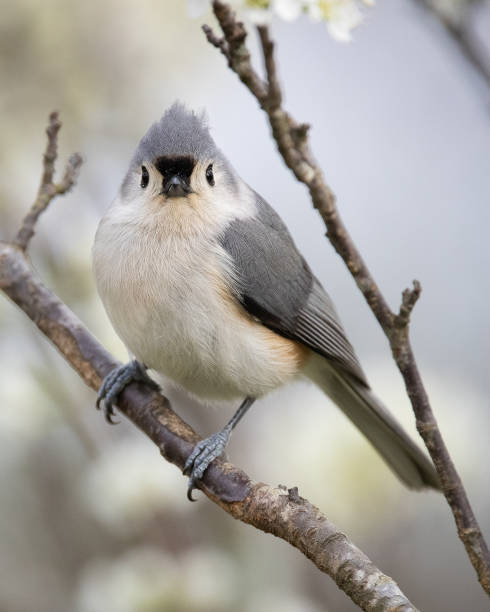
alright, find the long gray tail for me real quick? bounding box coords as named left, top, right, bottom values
left=307, top=357, right=440, bottom=490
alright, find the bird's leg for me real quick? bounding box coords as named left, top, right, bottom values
left=96, top=360, right=159, bottom=424
left=183, top=396, right=255, bottom=501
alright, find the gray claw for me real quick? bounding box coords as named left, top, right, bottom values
left=184, top=427, right=232, bottom=501
left=96, top=361, right=158, bottom=424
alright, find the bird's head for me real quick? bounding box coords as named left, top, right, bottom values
left=120, top=103, right=238, bottom=220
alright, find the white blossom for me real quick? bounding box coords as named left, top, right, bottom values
left=188, top=0, right=373, bottom=42
left=322, top=1, right=364, bottom=42
left=272, top=0, right=303, bottom=21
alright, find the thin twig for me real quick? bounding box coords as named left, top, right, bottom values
left=396, top=281, right=422, bottom=328
left=204, top=0, right=490, bottom=596
left=257, top=26, right=282, bottom=110
left=13, top=111, right=82, bottom=251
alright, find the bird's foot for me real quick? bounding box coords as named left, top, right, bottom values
left=183, top=425, right=232, bottom=501
left=96, top=360, right=158, bottom=424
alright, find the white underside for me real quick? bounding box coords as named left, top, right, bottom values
left=94, top=183, right=438, bottom=490
left=93, top=194, right=304, bottom=402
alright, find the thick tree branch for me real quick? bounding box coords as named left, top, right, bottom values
left=0, top=242, right=421, bottom=611
left=203, top=0, right=490, bottom=597
left=0, top=115, right=422, bottom=611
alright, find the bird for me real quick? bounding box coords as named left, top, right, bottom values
left=93, top=102, right=440, bottom=500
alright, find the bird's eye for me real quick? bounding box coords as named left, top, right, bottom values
left=140, top=166, right=149, bottom=188
left=205, top=164, right=214, bottom=186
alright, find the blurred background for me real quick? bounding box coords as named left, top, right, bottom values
left=1, top=1, right=489, bottom=610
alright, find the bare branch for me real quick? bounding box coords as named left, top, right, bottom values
left=202, top=24, right=230, bottom=61
left=0, top=239, right=419, bottom=612
left=391, top=281, right=422, bottom=361
left=397, top=281, right=422, bottom=326
left=14, top=112, right=82, bottom=251
left=57, top=152, right=83, bottom=194
left=204, top=0, right=490, bottom=596
left=203, top=3, right=268, bottom=104
left=257, top=25, right=282, bottom=109
left=41, top=111, right=61, bottom=187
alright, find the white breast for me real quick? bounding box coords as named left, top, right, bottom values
left=93, top=197, right=305, bottom=402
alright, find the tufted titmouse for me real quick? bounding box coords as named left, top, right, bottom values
left=93, top=103, right=439, bottom=499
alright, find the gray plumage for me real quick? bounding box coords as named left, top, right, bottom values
left=219, top=193, right=367, bottom=385
left=135, top=103, right=218, bottom=165
left=94, top=103, right=440, bottom=494
left=220, top=190, right=439, bottom=489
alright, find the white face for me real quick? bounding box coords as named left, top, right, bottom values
left=128, top=156, right=222, bottom=206
left=117, top=154, right=255, bottom=235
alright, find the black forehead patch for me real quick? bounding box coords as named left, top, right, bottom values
left=155, top=156, right=195, bottom=179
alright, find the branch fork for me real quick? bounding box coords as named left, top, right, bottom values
left=13, top=111, right=82, bottom=252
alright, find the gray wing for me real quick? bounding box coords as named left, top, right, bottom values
left=219, top=193, right=368, bottom=387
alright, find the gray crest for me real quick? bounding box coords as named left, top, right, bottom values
left=132, top=103, right=218, bottom=166
left=122, top=103, right=235, bottom=195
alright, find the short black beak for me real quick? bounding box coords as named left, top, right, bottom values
left=162, top=175, right=190, bottom=198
